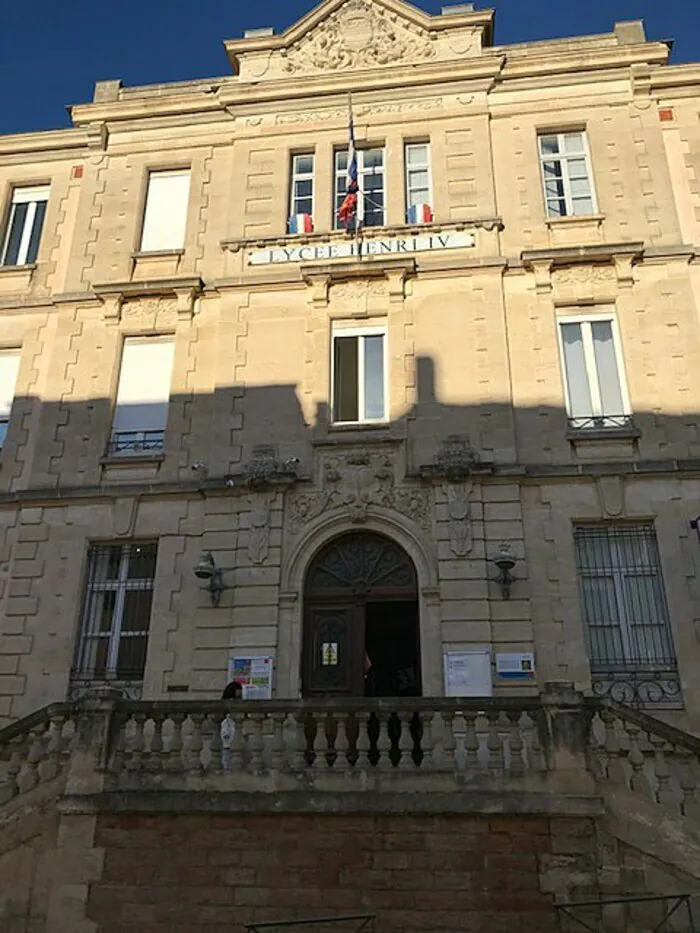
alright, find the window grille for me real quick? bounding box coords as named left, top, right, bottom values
left=71, top=542, right=158, bottom=696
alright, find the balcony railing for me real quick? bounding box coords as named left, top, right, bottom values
left=567, top=414, right=635, bottom=432
left=1, top=686, right=700, bottom=823
left=107, top=429, right=165, bottom=455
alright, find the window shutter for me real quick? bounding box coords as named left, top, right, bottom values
left=113, top=338, right=175, bottom=433
left=140, top=171, right=190, bottom=252
left=0, top=351, right=21, bottom=418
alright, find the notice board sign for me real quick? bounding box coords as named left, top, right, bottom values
left=443, top=650, right=493, bottom=698
left=496, top=653, right=536, bottom=681
left=228, top=656, right=275, bottom=699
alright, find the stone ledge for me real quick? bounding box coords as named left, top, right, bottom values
left=59, top=789, right=605, bottom=817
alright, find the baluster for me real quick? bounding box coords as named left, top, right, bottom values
left=248, top=714, right=265, bottom=772
left=290, top=713, right=307, bottom=771
left=187, top=713, right=204, bottom=772
left=599, top=710, right=626, bottom=785
left=397, top=711, right=414, bottom=771
left=269, top=713, right=286, bottom=771
left=167, top=713, right=185, bottom=772
left=149, top=713, right=165, bottom=773
left=463, top=712, right=479, bottom=774
left=356, top=712, right=371, bottom=770
left=230, top=713, right=245, bottom=772
left=440, top=711, right=456, bottom=771
left=420, top=712, right=435, bottom=770
left=625, top=724, right=650, bottom=796
left=43, top=714, right=67, bottom=781
left=333, top=713, right=350, bottom=772
left=312, top=713, right=328, bottom=771
left=527, top=712, right=547, bottom=774
left=485, top=711, right=505, bottom=775
left=677, top=748, right=700, bottom=821
left=507, top=711, right=525, bottom=776
left=376, top=713, right=392, bottom=771
left=1, top=736, right=23, bottom=800
left=19, top=723, right=47, bottom=792
left=208, top=713, right=224, bottom=774
left=649, top=734, right=676, bottom=810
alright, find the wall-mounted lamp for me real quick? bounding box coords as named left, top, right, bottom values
left=691, top=517, right=700, bottom=542
left=193, top=551, right=227, bottom=607
left=493, top=544, right=516, bottom=600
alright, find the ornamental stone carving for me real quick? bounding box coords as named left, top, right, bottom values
left=446, top=482, right=473, bottom=557
left=282, top=0, right=435, bottom=75
left=421, top=434, right=480, bottom=482
left=247, top=492, right=274, bottom=565
left=287, top=449, right=431, bottom=533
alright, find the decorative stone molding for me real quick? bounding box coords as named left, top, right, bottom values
left=247, top=491, right=275, bottom=565
left=445, top=481, right=474, bottom=557
left=420, top=434, right=485, bottom=482
left=522, top=242, right=644, bottom=293
left=287, top=448, right=431, bottom=534
left=280, top=0, right=436, bottom=75
left=226, top=448, right=300, bottom=492
left=93, top=276, right=203, bottom=324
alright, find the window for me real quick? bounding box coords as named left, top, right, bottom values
left=335, top=148, right=385, bottom=228
left=1, top=185, right=50, bottom=266
left=72, top=542, right=158, bottom=693
left=290, top=154, right=315, bottom=219
left=110, top=337, right=175, bottom=454
left=538, top=132, right=596, bottom=217
left=405, top=143, right=432, bottom=217
left=574, top=525, right=677, bottom=674
left=558, top=316, right=630, bottom=430
left=0, top=350, right=20, bottom=448
left=140, top=169, right=190, bottom=252
left=332, top=328, right=387, bottom=423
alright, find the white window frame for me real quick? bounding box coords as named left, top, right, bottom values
left=139, top=169, right=191, bottom=253
left=331, top=326, right=388, bottom=425
left=0, top=349, right=21, bottom=449
left=538, top=131, right=597, bottom=218
left=404, top=142, right=432, bottom=213
left=1, top=185, right=50, bottom=266
left=73, top=542, right=157, bottom=686
left=290, top=153, right=315, bottom=219
left=334, top=148, right=386, bottom=229
left=557, top=312, right=631, bottom=428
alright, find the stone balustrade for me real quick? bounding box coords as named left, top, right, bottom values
left=1, top=685, right=699, bottom=820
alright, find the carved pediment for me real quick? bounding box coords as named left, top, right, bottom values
left=281, top=0, right=436, bottom=74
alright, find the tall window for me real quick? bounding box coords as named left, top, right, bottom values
left=332, top=328, right=386, bottom=424
left=1, top=185, right=50, bottom=266
left=405, top=143, right=432, bottom=215
left=335, top=148, right=385, bottom=229
left=558, top=316, right=630, bottom=429
left=140, top=169, right=190, bottom=252
left=111, top=337, right=175, bottom=454
left=538, top=132, right=596, bottom=217
left=290, top=154, right=315, bottom=218
left=72, top=542, right=158, bottom=693
left=0, top=350, right=20, bottom=448
left=574, top=525, right=677, bottom=673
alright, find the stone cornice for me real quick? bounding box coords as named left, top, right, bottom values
left=0, top=127, right=91, bottom=159
left=521, top=242, right=644, bottom=268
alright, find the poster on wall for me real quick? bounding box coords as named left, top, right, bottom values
left=496, top=653, right=536, bottom=681
left=443, top=650, right=493, bottom=698
left=228, top=656, right=275, bottom=699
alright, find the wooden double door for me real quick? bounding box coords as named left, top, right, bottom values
left=301, top=533, right=421, bottom=699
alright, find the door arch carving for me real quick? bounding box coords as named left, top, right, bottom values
left=302, top=532, right=420, bottom=697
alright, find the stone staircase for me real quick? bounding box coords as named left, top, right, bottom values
left=1, top=685, right=700, bottom=931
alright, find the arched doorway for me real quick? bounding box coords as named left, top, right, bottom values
left=302, top=532, right=422, bottom=698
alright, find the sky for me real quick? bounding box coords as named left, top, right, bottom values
left=0, top=0, right=698, bottom=136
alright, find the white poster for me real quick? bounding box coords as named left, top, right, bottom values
left=443, top=649, right=493, bottom=698
left=228, top=655, right=275, bottom=699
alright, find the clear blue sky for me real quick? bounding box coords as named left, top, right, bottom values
left=0, top=0, right=697, bottom=136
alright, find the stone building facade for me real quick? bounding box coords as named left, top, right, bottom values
left=1, top=0, right=700, bottom=731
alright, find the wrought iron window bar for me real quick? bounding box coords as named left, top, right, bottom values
left=107, top=430, right=165, bottom=455
left=567, top=414, right=634, bottom=431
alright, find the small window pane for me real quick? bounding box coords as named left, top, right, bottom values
left=572, top=197, right=595, bottom=216
left=363, top=149, right=383, bottom=169
left=406, top=145, right=428, bottom=166
left=294, top=155, right=314, bottom=175
left=561, top=323, right=593, bottom=418
left=296, top=179, right=313, bottom=199
left=591, top=321, right=624, bottom=416
left=3, top=204, right=28, bottom=266
left=26, top=200, right=47, bottom=264
left=570, top=177, right=591, bottom=198
left=563, top=133, right=585, bottom=154
left=363, top=335, right=385, bottom=420
left=333, top=337, right=359, bottom=422
left=539, top=136, right=560, bottom=155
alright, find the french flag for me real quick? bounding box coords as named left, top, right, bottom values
left=407, top=203, right=433, bottom=224
left=338, top=109, right=359, bottom=227
left=288, top=213, right=314, bottom=235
